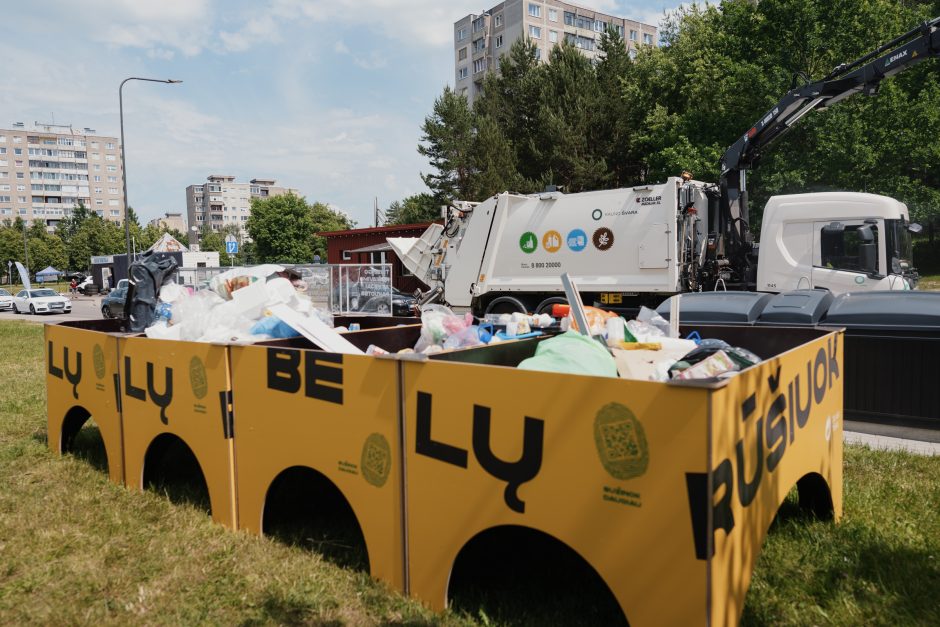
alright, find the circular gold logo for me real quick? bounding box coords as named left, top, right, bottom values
left=594, top=402, right=649, bottom=480
left=360, top=433, right=391, bottom=488
left=189, top=356, right=208, bottom=399
left=93, top=344, right=106, bottom=380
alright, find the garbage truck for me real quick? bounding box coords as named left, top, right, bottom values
left=390, top=15, right=938, bottom=316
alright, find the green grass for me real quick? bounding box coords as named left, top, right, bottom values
left=918, top=274, right=940, bottom=291
left=0, top=320, right=938, bottom=625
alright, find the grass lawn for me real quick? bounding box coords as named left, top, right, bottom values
left=1, top=320, right=938, bottom=625
left=919, top=274, right=940, bottom=291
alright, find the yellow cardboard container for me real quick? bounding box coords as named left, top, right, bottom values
left=45, top=320, right=126, bottom=484
left=228, top=338, right=406, bottom=591
left=401, top=327, right=843, bottom=626
left=119, top=336, right=237, bottom=528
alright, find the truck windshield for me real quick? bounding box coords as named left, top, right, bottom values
left=885, top=219, right=914, bottom=274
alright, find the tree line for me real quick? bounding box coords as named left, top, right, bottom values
left=0, top=193, right=355, bottom=280
left=392, top=0, right=940, bottom=229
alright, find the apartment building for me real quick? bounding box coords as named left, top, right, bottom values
left=454, top=1, right=657, bottom=104
left=0, top=122, right=125, bottom=228
left=148, top=212, right=187, bottom=232
left=185, top=175, right=300, bottom=234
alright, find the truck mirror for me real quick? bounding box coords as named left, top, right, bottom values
left=908, top=222, right=923, bottom=234
left=856, top=225, right=875, bottom=243
left=822, top=222, right=845, bottom=236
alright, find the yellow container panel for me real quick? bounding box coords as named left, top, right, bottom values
left=119, top=336, right=237, bottom=528
left=229, top=344, right=404, bottom=591
left=402, top=360, right=711, bottom=626
left=45, top=323, right=124, bottom=484
left=706, top=330, right=844, bottom=625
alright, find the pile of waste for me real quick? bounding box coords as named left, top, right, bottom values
left=365, top=304, right=555, bottom=356
left=518, top=305, right=762, bottom=382
left=143, top=265, right=333, bottom=344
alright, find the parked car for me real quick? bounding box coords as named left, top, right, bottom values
left=358, top=288, right=418, bottom=317
left=101, top=287, right=128, bottom=319
left=0, top=288, right=13, bottom=312
left=76, top=277, right=95, bottom=294
left=12, top=288, right=72, bottom=315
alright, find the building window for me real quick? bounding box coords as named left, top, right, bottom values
left=91, top=153, right=99, bottom=160
left=94, top=165, right=101, bottom=171
left=107, top=166, right=116, bottom=172
left=110, top=209, right=120, bottom=216
left=342, top=249, right=351, bottom=261
left=105, top=155, right=116, bottom=161
left=16, top=172, right=23, bottom=179
left=528, top=3, right=541, bottom=18
left=472, top=16, right=485, bottom=33
left=564, top=11, right=575, bottom=26
left=458, top=66, right=469, bottom=80
left=108, top=199, right=119, bottom=206
left=14, top=148, right=22, bottom=155
left=534, top=47, right=542, bottom=61
left=13, top=137, right=21, bottom=143
left=457, top=27, right=467, bottom=41
left=529, top=25, right=541, bottom=39
left=108, top=176, right=117, bottom=182
left=91, top=141, right=98, bottom=148
left=473, top=37, right=486, bottom=52
left=109, top=187, right=118, bottom=194
left=629, top=48, right=638, bottom=60
left=106, top=142, right=115, bottom=149
left=643, top=33, right=654, bottom=45
left=495, top=57, right=501, bottom=70
left=95, top=199, right=103, bottom=206
left=548, top=8, right=557, bottom=22
left=494, top=13, right=502, bottom=27
left=496, top=34, right=503, bottom=48
left=549, top=30, right=558, bottom=43
left=629, top=29, right=637, bottom=41
left=458, top=47, right=467, bottom=61
left=473, top=58, right=486, bottom=74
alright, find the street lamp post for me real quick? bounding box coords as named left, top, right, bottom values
left=119, top=77, right=182, bottom=271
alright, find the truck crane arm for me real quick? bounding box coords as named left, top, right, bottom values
left=717, top=15, right=940, bottom=279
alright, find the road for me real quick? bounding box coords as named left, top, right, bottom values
left=1, top=294, right=106, bottom=323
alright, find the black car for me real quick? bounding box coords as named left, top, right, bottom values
left=101, top=287, right=128, bottom=318
left=358, top=288, right=417, bottom=317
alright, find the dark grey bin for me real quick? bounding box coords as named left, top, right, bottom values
left=757, top=290, right=834, bottom=326
left=656, top=291, right=773, bottom=324
left=821, top=291, right=940, bottom=428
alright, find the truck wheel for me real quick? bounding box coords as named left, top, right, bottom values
left=535, top=297, right=568, bottom=315
left=102, top=305, right=111, bottom=319
left=484, top=296, right=529, bottom=316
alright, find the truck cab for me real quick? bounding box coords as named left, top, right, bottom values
left=756, top=191, right=917, bottom=293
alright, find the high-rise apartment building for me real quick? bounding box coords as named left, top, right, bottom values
left=148, top=212, right=187, bottom=233
left=185, top=175, right=300, bottom=234
left=0, top=122, right=125, bottom=228
left=454, top=1, right=657, bottom=105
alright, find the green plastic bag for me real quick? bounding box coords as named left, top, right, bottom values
left=517, top=331, right=618, bottom=378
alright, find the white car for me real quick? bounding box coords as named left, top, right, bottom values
left=0, top=288, right=13, bottom=312
left=12, top=288, right=72, bottom=315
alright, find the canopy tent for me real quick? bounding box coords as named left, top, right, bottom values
left=35, top=266, right=64, bottom=282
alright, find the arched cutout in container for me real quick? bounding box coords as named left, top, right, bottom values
left=262, top=465, right=370, bottom=572
left=142, top=433, right=211, bottom=514
left=447, top=524, right=628, bottom=626
left=59, top=405, right=109, bottom=475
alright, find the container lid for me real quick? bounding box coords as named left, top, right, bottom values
left=823, top=291, right=940, bottom=330
left=656, top=292, right=773, bottom=324
left=757, top=290, right=834, bottom=326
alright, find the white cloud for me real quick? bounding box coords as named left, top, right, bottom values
left=270, top=0, right=482, bottom=48
left=332, top=39, right=388, bottom=70
left=218, top=14, right=281, bottom=53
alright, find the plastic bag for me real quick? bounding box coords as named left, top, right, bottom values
left=517, top=332, right=618, bottom=378
left=637, top=306, right=674, bottom=337
left=569, top=306, right=619, bottom=336
left=443, top=325, right=485, bottom=350
left=414, top=304, right=473, bottom=353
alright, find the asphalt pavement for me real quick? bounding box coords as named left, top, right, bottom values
left=1, top=294, right=106, bottom=323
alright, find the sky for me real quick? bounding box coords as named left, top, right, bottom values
left=0, top=0, right=680, bottom=227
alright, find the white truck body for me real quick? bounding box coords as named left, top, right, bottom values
left=391, top=181, right=916, bottom=313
